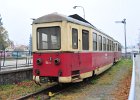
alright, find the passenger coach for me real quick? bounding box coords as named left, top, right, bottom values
left=32, top=13, right=121, bottom=84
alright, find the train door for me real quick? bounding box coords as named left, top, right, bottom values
left=71, top=27, right=81, bottom=73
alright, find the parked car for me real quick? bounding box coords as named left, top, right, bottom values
left=12, top=51, right=22, bottom=58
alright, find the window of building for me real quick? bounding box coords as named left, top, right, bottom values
left=82, top=30, right=89, bottom=50
left=37, top=26, right=61, bottom=50
left=93, top=33, right=97, bottom=51
left=98, top=35, right=102, bottom=51
left=72, top=28, right=78, bottom=49
left=103, top=37, right=106, bottom=51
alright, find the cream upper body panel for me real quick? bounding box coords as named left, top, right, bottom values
left=32, top=13, right=121, bottom=53
left=68, top=22, right=92, bottom=52
left=32, top=21, right=69, bottom=52
left=32, top=21, right=93, bottom=52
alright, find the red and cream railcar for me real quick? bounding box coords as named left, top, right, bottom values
left=32, top=13, right=121, bottom=84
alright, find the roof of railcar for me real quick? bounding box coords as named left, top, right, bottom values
left=33, top=13, right=116, bottom=41
left=33, top=13, right=93, bottom=27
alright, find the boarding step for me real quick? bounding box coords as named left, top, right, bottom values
left=72, top=74, right=80, bottom=77
left=72, top=78, right=83, bottom=83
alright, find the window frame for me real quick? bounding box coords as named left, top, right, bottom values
left=103, top=37, right=106, bottom=51
left=107, top=39, right=109, bottom=51
left=116, top=43, right=118, bottom=51
left=98, top=35, right=102, bottom=51
left=118, top=44, right=121, bottom=51
left=72, top=28, right=78, bottom=49
left=93, top=32, right=97, bottom=51
left=109, top=40, right=111, bottom=51
left=112, top=41, right=114, bottom=51
left=37, top=26, right=61, bottom=50
left=82, top=30, right=89, bottom=50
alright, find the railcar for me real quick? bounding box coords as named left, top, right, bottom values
left=32, top=13, right=121, bottom=84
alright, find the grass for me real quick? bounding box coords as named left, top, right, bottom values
left=91, top=58, right=132, bottom=85
left=0, top=59, right=132, bottom=100
left=0, top=80, right=54, bottom=100
left=51, top=59, right=132, bottom=100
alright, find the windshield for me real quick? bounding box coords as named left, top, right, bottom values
left=37, top=26, right=61, bottom=50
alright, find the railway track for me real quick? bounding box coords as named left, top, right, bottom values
left=16, top=83, right=72, bottom=100
left=0, top=59, right=131, bottom=100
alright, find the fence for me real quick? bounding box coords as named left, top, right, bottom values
left=0, top=52, right=133, bottom=71
left=128, top=54, right=135, bottom=100
left=0, top=51, right=32, bottom=71
left=121, top=53, right=134, bottom=59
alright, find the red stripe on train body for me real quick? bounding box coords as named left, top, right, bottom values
left=33, top=51, right=121, bottom=83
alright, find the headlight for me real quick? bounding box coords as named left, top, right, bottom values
left=54, top=58, right=60, bottom=65
left=36, top=58, right=43, bottom=65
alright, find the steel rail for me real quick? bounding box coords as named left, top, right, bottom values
left=16, top=83, right=72, bottom=100
left=128, top=54, right=135, bottom=100
left=16, top=84, right=58, bottom=100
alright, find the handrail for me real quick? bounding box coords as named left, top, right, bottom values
left=0, top=51, right=32, bottom=71
left=128, top=54, right=135, bottom=100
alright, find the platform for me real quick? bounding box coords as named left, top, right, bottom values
left=135, top=54, right=140, bottom=100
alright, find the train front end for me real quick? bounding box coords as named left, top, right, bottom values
left=32, top=14, right=71, bottom=84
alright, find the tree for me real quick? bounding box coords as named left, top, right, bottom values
left=0, top=15, right=10, bottom=50
left=29, top=34, right=32, bottom=51
left=0, top=15, right=2, bottom=26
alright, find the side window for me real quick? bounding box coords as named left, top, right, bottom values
left=116, top=43, right=118, bottom=51
left=72, top=28, right=78, bottom=49
left=109, top=40, right=111, bottom=51
left=103, top=37, right=106, bottom=51
left=82, top=30, right=89, bottom=50
left=119, top=45, right=122, bottom=51
left=118, top=44, right=121, bottom=51
left=110, top=41, right=112, bottom=51
left=112, top=41, right=114, bottom=51
left=98, top=35, right=102, bottom=51
left=113, top=43, right=115, bottom=51
left=107, top=39, right=109, bottom=51
left=118, top=44, right=119, bottom=51
left=93, top=33, right=97, bottom=51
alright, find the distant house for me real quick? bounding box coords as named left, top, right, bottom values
left=14, top=45, right=29, bottom=51
left=122, top=46, right=139, bottom=54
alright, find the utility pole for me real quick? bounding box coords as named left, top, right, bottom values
left=115, top=19, right=127, bottom=58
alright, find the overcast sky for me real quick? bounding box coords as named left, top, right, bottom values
left=0, top=0, right=140, bottom=47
